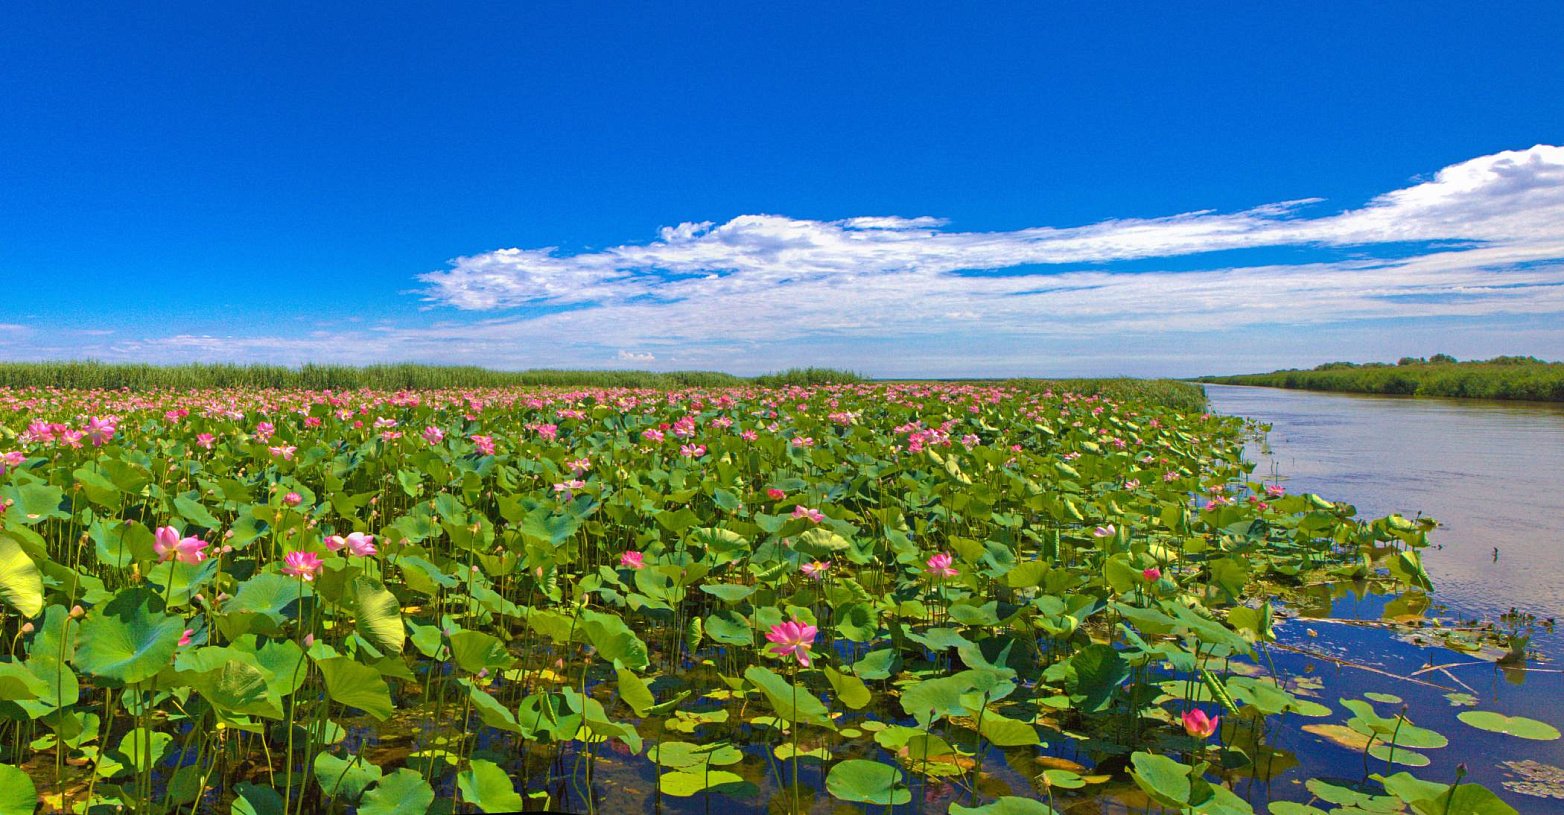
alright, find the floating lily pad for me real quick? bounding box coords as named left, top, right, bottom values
left=950, top=796, right=1061, bottom=815
left=1458, top=711, right=1562, bottom=741
left=825, top=759, right=911, bottom=805
left=658, top=769, right=747, bottom=797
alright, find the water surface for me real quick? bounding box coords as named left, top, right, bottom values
left=1204, top=384, right=1564, bottom=625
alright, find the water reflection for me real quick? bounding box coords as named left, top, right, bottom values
left=1204, top=384, right=1564, bottom=626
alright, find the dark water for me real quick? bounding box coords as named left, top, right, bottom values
left=1205, top=384, right=1564, bottom=810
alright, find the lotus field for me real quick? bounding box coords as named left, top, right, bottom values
left=0, top=383, right=1529, bottom=814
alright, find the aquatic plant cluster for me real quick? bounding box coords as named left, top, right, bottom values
left=1202, top=356, right=1564, bottom=402
left=0, top=383, right=1529, bottom=814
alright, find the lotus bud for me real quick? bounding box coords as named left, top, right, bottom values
left=69, top=605, right=85, bottom=619
left=20, top=622, right=34, bottom=634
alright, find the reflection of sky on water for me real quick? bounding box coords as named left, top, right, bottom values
left=1260, top=618, right=1564, bottom=812
left=1206, top=384, right=1564, bottom=627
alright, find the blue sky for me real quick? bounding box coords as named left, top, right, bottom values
left=3, top=4, right=1563, bottom=377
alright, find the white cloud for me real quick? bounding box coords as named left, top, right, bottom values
left=418, top=145, right=1564, bottom=320
left=18, top=146, right=1564, bottom=377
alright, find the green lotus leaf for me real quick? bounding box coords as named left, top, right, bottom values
left=173, top=495, right=222, bottom=531
left=2, top=482, right=67, bottom=525
left=978, top=710, right=1041, bottom=747
left=825, top=759, right=910, bottom=805
left=0, top=537, right=44, bottom=618
left=823, top=666, right=871, bottom=710
left=649, top=741, right=744, bottom=769
left=0, top=763, right=37, bottom=815
left=221, top=573, right=310, bottom=638
left=462, top=679, right=521, bottom=733
left=1267, top=803, right=1328, bottom=815
left=950, top=796, right=1061, bottom=815
left=1305, top=778, right=1399, bottom=812
left=0, top=661, right=48, bottom=702
left=744, top=666, right=834, bottom=728
left=614, top=659, right=656, bottom=716
left=315, top=657, right=394, bottom=720
left=231, top=782, right=285, bottom=815
left=1379, top=771, right=1518, bottom=815
left=699, top=583, right=756, bottom=604
left=178, top=646, right=279, bottom=718
left=1457, top=710, right=1561, bottom=740
left=705, top=610, right=752, bottom=645
left=456, top=759, right=526, bottom=813
left=112, top=727, right=172, bottom=774
left=448, top=630, right=514, bottom=674
left=580, top=609, right=649, bottom=670
left=358, top=769, right=434, bottom=815
left=314, top=752, right=382, bottom=802
left=73, top=588, right=183, bottom=685
left=351, top=577, right=405, bottom=655
left=1129, top=752, right=1194, bottom=809
left=658, top=769, right=746, bottom=797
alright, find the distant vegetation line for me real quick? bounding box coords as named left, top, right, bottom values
left=0, top=361, right=1209, bottom=408
left=1200, top=355, right=1564, bottom=402
left=1003, top=377, right=1210, bottom=412
left=0, top=362, right=875, bottom=391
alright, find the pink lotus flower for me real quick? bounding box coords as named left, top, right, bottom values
left=1182, top=709, right=1219, bottom=739
left=1093, top=525, right=1116, bottom=538
left=282, top=551, right=323, bottom=580
left=801, top=560, right=831, bottom=580
left=324, top=534, right=346, bottom=552
left=344, top=532, right=376, bottom=557
left=282, top=491, right=302, bottom=507
left=179, top=629, right=194, bottom=647
left=195, top=433, right=215, bottom=449
left=679, top=443, right=706, bottom=457
left=471, top=434, right=495, bottom=455
left=154, top=526, right=210, bottom=565
left=767, top=488, right=786, bottom=500
left=620, top=550, right=645, bottom=570
left=739, top=429, right=758, bottom=442
left=791, top=506, right=824, bottom=523
left=765, top=619, right=818, bottom=667
left=925, top=552, right=958, bottom=578
left=1143, top=567, right=1162, bottom=582
left=84, top=417, right=117, bottom=447
left=790, top=436, right=815, bottom=448
left=0, top=451, right=24, bottom=474
left=1265, top=484, right=1286, bottom=498
left=269, top=445, right=296, bottom=460
left=641, top=428, right=665, bottom=443
left=422, top=426, right=445, bottom=445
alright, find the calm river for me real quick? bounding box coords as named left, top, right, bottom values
left=1205, top=383, right=1564, bottom=626
left=1204, top=384, right=1564, bottom=810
